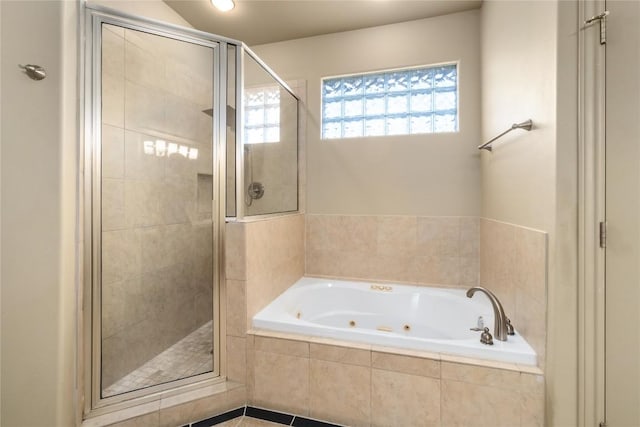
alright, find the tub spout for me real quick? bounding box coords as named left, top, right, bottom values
left=466, top=286, right=509, bottom=341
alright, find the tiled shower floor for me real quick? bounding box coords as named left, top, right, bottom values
left=103, top=321, right=213, bottom=397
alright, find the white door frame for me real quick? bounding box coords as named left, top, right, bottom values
left=578, top=0, right=606, bottom=425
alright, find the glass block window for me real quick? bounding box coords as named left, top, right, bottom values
left=244, top=86, right=280, bottom=144
left=321, top=63, right=458, bottom=139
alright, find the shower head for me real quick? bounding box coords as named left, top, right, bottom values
left=201, top=106, right=236, bottom=130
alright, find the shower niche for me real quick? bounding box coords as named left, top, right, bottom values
left=85, top=6, right=298, bottom=412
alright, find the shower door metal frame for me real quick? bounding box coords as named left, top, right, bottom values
left=232, top=44, right=301, bottom=221
left=82, top=5, right=236, bottom=416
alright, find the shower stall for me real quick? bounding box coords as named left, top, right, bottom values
left=83, top=5, right=298, bottom=411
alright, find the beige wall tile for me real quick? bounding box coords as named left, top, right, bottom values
left=310, top=343, right=370, bottom=367
left=309, top=359, right=370, bottom=427
left=307, top=215, right=377, bottom=253
left=412, top=255, right=461, bottom=286
left=124, top=180, right=163, bottom=228
left=513, top=227, right=547, bottom=303
left=441, top=380, right=521, bottom=427
left=520, top=374, right=545, bottom=427
left=101, top=276, right=143, bottom=339
left=227, top=336, right=246, bottom=384
left=441, top=361, right=520, bottom=390
left=515, top=292, right=546, bottom=368
left=480, top=219, right=517, bottom=312
left=102, top=69, right=125, bottom=128
left=227, top=279, right=247, bottom=337
left=102, top=25, right=124, bottom=77
left=479, top=218, right=547, bottom=367
left=103, top=125, right=125, bottom=179
left=305, top=215, right=480, bottom=287
left=125, top=81, right=165, bottom=133
left=102, top=229, right=141, bottom=285
left=125, top=38, right=165, bottom=90
left=102, top=179, right=126, bottom=231
left=372, top=351, right=440, bottom=379
left=252, top=351, right=309, bottom=415
left=246, top=335, right=255, bottom=401
left=371, top=369, right=440, bottom=427
left=377, top=216, right=417, bottom=257
left=123, top=130, right=164, bottom=181
left=254, top=336, right=309, bottom=358
left=226, top=222, right=247, bottom=281
left=226, top=385, right=248, bottom=410
left=417, top=217, right=461, bottom=257
left=369, top=253, right=414, bottom=283
left=245, top=215, right=304, bottom=320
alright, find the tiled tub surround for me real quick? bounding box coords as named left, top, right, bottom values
left=253, top=277, right=537, bottom=365
left=225, top=214, right=306, bottom=331
left=246, top=333, right=544, bottom=427
left=305, top=215, right=480, bottom=288
left=480, top=218, right=547, bottom=368
left=101, top=25, right=215, bottom=389
left=305, top=214, right=547, bottom=368
left=224, top=214, right=305, bottom=388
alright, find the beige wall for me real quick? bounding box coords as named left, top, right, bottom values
left=1, top=1, right=78, bottom=426
left=481, top=1, right=579, bottom=425
left=480, top=1, right=557, bottom=233
left=252, top=10, right=481, bottom=216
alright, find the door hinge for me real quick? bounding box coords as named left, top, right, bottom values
left=585, top=10, right=610, bottom=45
left=600, top=221, right=607, bottom=248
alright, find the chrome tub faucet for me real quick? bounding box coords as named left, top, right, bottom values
left=466, top=286, right=514, bottom=342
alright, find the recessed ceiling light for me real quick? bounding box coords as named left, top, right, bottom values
left=211, top=0, right=235, bottom=12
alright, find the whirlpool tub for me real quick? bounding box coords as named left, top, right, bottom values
left=252, top=277, right=537, bottom=366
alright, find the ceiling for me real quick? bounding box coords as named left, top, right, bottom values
left=164, top=0, right=482, bottom=46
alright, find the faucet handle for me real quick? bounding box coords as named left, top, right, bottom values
left=506, top=318, right=515, bottom=335
left=480, top=327, right=494, bottom=345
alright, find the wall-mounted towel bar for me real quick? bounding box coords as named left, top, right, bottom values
left=478, top=119, right=533, bottom=152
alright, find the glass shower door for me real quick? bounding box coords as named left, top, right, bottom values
left=99, top=22, right=218, bottom=398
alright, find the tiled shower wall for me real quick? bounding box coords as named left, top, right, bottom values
left=480, top=218, right=547, bottom=367
left=100, top=25, right=214, bottom=386
left=224, top=214, right=305, bottom=386
left=306, top=215, right=480, bottom=287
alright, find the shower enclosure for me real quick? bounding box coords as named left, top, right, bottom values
left=83, top=5, right=298, bottom=412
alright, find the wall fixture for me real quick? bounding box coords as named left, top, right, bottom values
left=478, top=119, right=533, bottom=152
left=211, top=0, right=235, bottom=12
left=19, top=64, right=46, bottom=81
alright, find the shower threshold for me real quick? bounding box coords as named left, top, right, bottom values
left=103, top=321, right=213, bottom=397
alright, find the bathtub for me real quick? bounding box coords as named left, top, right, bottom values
left=253, top=277, right=537, bottom=366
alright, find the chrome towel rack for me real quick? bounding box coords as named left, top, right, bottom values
left=478, top=119, right=533, bottom=152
